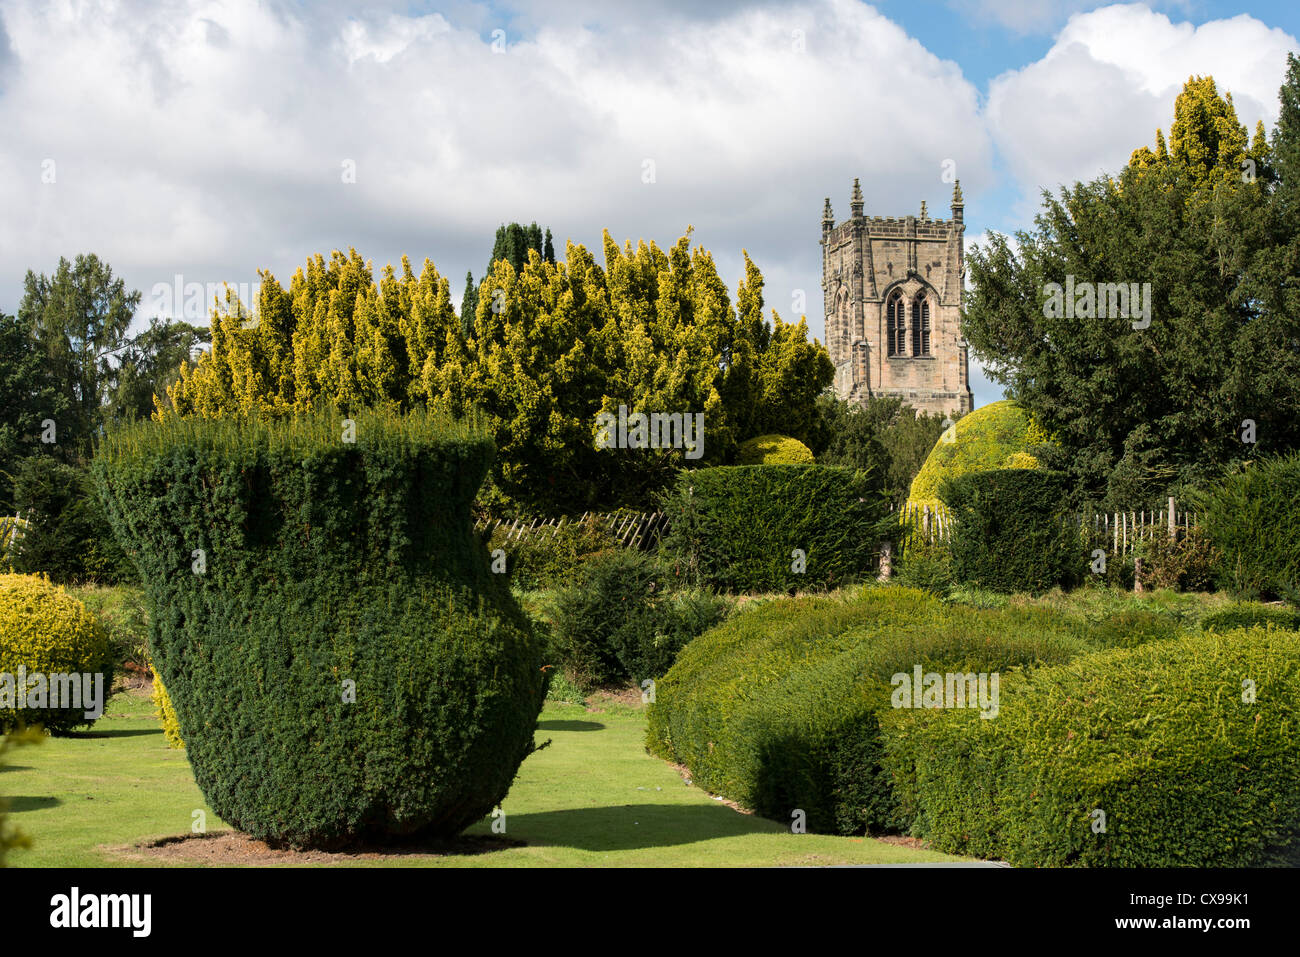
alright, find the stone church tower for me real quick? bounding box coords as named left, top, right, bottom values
left=821, top=178, right=974, bottom=416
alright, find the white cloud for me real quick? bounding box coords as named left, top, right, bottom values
left=986, top=3, right=1297, bottom=214
left=0, top=0, right=992, bottom=341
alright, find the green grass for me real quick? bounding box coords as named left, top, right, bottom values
left=1, top=688, right=967, bottom=867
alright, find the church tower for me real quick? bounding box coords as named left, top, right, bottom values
left=820, top=179, right=974, bottom=416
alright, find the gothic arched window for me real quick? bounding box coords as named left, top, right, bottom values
left=887, top=292, right=906, bottom=357
left=911, top=297, right=931, bottom=356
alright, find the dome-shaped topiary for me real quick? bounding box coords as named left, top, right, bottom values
left=736, top=434, right=815, bottom=465
left=907, top=400, right=1050, bottom=509
left=0, top=574, right=116, bottom=734
left=94, top=407, right=548, bottom=849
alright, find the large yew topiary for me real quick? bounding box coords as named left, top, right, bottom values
left=94, top=408, right=547, bottom=849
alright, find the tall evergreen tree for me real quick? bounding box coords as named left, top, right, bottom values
left=18, top=253, right=140, bottom=459
left=963, top=66, right=1300, bottom=507
left=460, top=271, right=478, bottom=340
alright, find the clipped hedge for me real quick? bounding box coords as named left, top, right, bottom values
left=736, top=434, right=815, bottom=465
left=907, top=400, right=1049, bottom=509
left=1200, top=602, right=1300, bottom=634
left=0, top=574, right=116, bottom=734
left=645, top=586, right=1164, bottom=835
left=890, top=627, right=1300, bottom=866
left=94, top=407, right=547, bottom=848
left=549, top=549, right=728, bottom=689
left=1198, top=452, right=1300, bottom=601
left=941, top=468, right=1081, bottom=594
left=659, top=464, right=891, bottom=593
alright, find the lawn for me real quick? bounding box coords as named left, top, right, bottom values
left=1, top=688, right=970, bottom=867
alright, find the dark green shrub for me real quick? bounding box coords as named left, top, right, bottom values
left=891, top=628, right=1300, bottom=866
left=660, top=464, right=892, bottom=593
left=94, top=407, right=547, bottom=849
left=1197, top=453, right=1300, bottom=601
left=489, top=516, right=618, bottom=591
left=1134, top=526, right=1219, bottom=592
left=10, top=456, right=134, bottom=585
left=941, top=468, right=1082, bottom=594
left=1200, top=602, right=1300, bottom=633
left=550, top=549, right=728, bottom=688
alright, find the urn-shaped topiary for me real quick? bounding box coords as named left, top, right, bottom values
left=94, top=408, right=547, bottom=848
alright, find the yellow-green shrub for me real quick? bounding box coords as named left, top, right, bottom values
left=152, top=675, right=183, bottom=749
left=737, top=434, right=815, bottom=465
left=0, top=574, right=116, bottom=734
left=907, top=400, right=1050, bottom=509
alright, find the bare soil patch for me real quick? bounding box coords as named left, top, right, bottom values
left=105, top=830, right=521, bottom=866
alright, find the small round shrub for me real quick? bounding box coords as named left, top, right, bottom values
left=550, top=549, right=729, bottom=688
left=908, top=400, right=1049, bottom=509
left=1133, top=526, right=1218, bottom=592
left=0, top=574, right=116, bottom=734
left=737, top=434, right=815, bottom=465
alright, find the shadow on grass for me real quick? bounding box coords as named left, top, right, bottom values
left=536, top=720, right=605, bottom=732
left=66, top=728, right=161, bottom=739
left=0, top=765, right=33, bottom=773
left=4, top=795, right=61, bottom=813
left=490, top=803, right=771, bottom=851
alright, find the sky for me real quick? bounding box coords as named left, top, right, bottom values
left=0, top=0, right=1296, bottom=408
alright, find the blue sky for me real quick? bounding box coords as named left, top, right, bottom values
left=0, top=0, right=1296, bottom=408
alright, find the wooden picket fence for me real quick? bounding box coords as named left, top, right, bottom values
left=475, top=511, right=669, bottom=550
left=897, top=498, right=1199, bottom=555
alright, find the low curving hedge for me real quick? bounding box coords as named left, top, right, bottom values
left=646, top=586, right=1174, bottom=836
left=889, top=627, right=1300, bottom=866
left=1200, top=602, right=1300, bottom=634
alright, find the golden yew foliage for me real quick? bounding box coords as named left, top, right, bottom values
left=1128, top=75, right=1270, bottom=192
left=164, top=232, right=834, bottom=509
